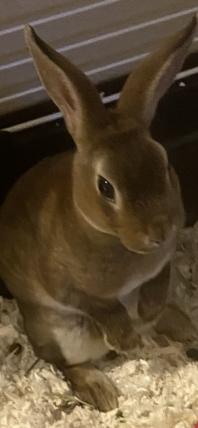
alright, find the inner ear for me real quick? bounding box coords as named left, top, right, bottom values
left=24, top=25, right=110, bottom=145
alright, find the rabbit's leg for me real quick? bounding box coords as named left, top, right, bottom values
left=138, top=264, right=197, bottom=342
left=138, top=263, right=170, bottom=321
left=154, top=303, right=198, bottom=343
left=20, top=304, right=118, bottom=412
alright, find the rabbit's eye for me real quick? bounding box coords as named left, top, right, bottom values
left=98, top=176, right=115, bottom=201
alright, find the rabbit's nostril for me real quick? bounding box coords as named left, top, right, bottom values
left=149, top=238, right=161, bottom=248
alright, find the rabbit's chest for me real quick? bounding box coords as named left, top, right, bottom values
left=118, top=248, right=172, bottom=299
left=67, top=236, right=174, bottom=299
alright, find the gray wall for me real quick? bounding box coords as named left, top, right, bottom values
left=0, top=0, right=197, bottom=116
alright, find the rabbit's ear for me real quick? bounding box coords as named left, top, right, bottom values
left=117, top=15, right=197, bottom=128
left=24, top=26, right=109, bottom=145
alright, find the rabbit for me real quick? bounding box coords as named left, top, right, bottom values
left=0, top=15, right=197, bottom=412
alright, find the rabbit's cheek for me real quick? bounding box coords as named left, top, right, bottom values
left=74, top=196, right=116, bottom=235
left=115, top=217, right=148, bottom=253
left=73, top=181, right=117, bottom=235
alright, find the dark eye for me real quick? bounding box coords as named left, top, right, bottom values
left=98, top=176, right=115, bottom=201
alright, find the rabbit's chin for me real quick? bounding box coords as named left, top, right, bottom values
left=121, top=244, right=160, bottom=255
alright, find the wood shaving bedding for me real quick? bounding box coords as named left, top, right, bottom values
left=1, top=223, right=198, bottom=428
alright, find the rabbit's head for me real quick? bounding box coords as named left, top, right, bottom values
left=24, top=16, right=196, bottom=254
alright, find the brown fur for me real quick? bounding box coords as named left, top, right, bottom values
left=0, top=16, right=196, bottom=412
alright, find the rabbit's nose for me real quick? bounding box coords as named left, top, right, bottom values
left=149, top=238, right=161, bottom=248
left=134, top=236, right=163, bottom=253
left=148, top=217, right=171, bottom=245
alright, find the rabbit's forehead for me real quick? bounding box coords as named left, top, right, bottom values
left=93, top=133, right=167, bottom=179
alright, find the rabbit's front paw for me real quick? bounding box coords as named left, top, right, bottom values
left=64, top=363, right=118, bottom=412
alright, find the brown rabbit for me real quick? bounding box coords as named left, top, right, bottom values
left=0, top=16, right=196, bottom=412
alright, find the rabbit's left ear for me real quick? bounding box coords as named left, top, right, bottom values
left=117, top=15, right=197, bottom=128
left=24, top=26, right=110, bottom=146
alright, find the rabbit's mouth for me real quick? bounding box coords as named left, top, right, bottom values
left=125, top=245, right=160, bottom=255
left=120, top=226, right=177, bottom=255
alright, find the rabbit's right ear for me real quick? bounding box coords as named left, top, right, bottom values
left=24, top=26, right=110, bottom=147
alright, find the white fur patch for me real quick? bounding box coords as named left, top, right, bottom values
left=53, top=323, right=109, bottom=365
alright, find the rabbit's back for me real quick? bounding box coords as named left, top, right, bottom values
left=0, top=151, right=74, bottom=299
